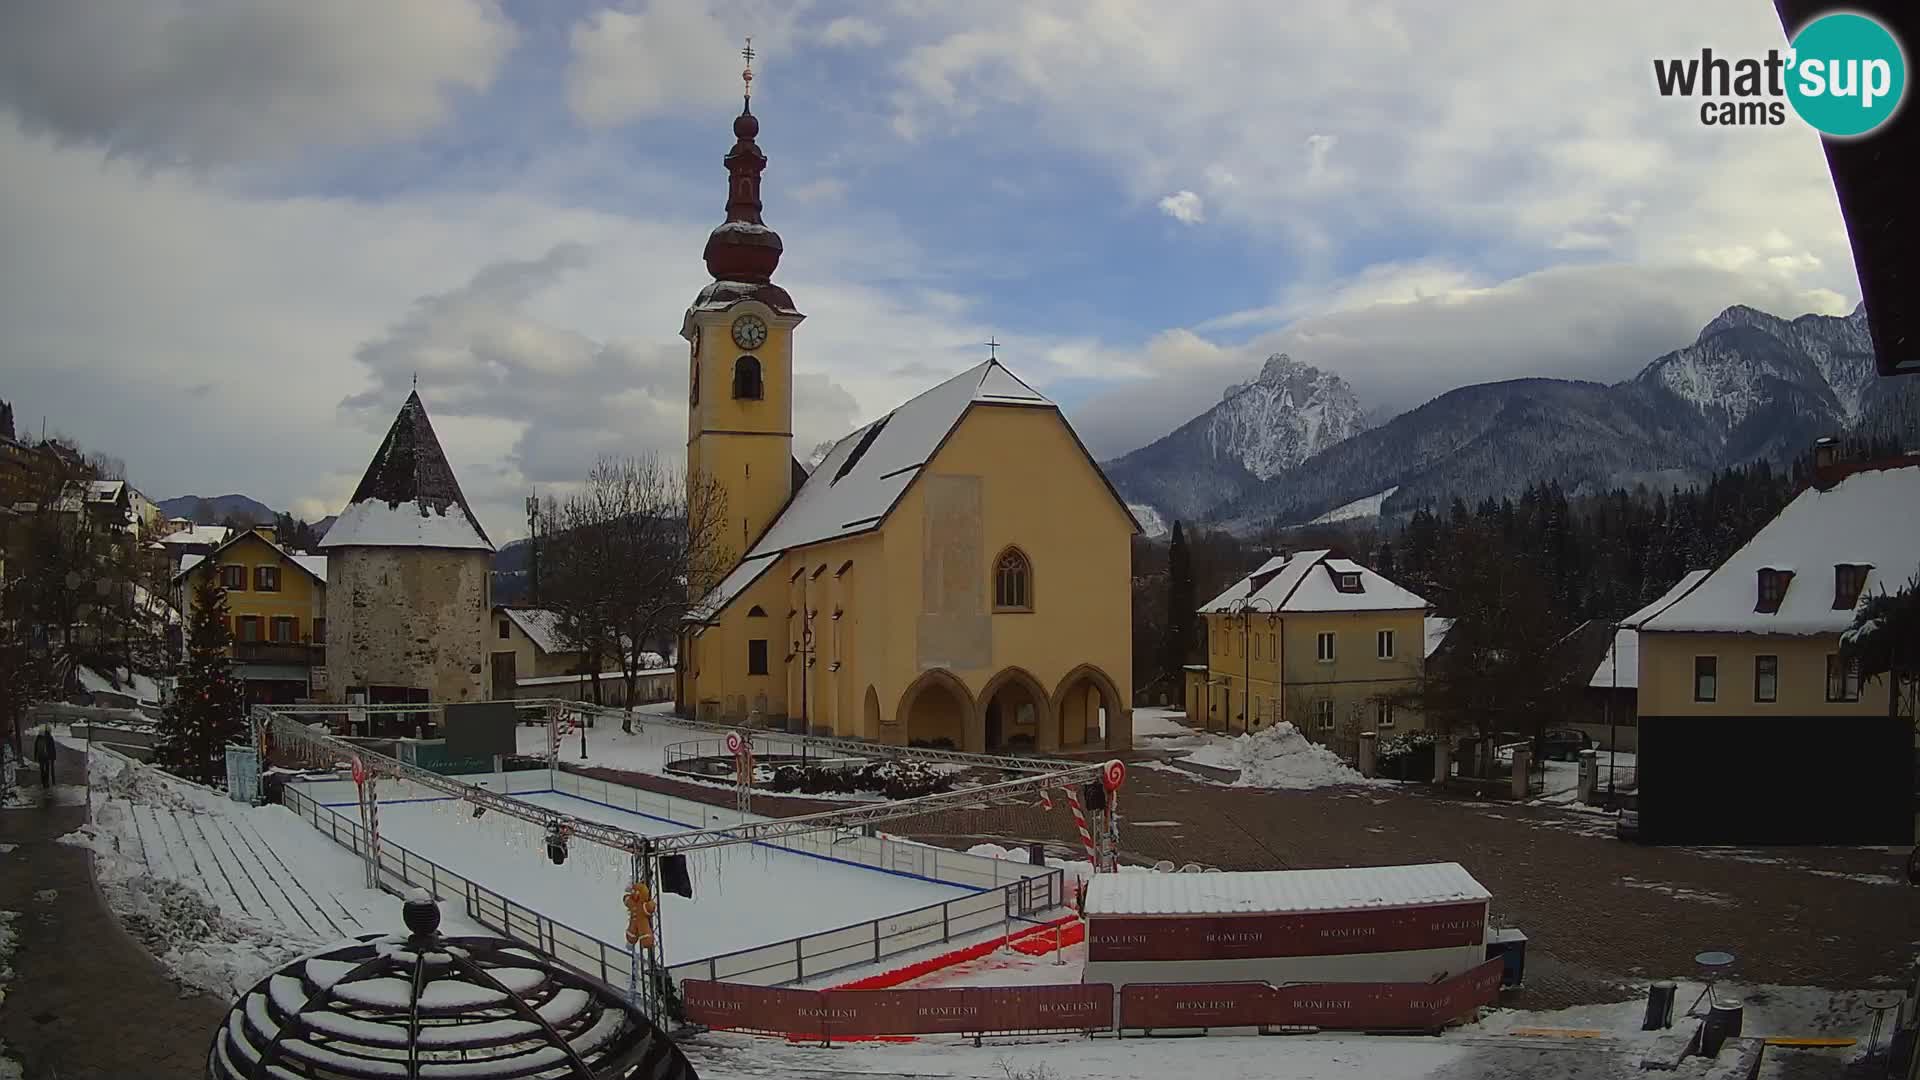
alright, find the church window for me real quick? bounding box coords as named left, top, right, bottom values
left=994, top=547, right=1033, bottom=611
left=747, top=639, right=769, bottom=676
left=747, top=605, right=767, bottom=617
left=733, top=355, right=763, bottom=400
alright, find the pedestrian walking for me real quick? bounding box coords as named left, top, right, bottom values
left=33, top=725, right=56, bottom=788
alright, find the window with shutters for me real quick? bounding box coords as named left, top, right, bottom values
left=270, top=616, right=297, bottom=644
left=254, top=565, right=280, bottom=592
left=237, top=615, right=261, bottom=643
left=220, top=564, right=247, bottom=591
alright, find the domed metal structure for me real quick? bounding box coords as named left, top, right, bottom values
left=208, top=891, right=697, bottom=1080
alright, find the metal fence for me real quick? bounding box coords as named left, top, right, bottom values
left=659, top=735, right=866, bottom=777
left=281, top=773, right=1066, bottom=990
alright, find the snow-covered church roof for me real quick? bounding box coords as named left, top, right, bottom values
left=1200, top=549, right=1427, bottom=613
left=691, top=359, right=1134, bottom=621
left=1640, top=460, right=1920, bottom=635
left=319, top=392, right=494, bottom=553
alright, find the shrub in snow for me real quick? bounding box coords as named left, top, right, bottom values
left=767, top=761, right=957, bottom=799
left=1377, top=728, right=1437, bottom=759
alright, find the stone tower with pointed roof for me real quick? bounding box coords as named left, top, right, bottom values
left=320, top=392, right=496, bottom=710
left=676, top=86, right=1139, bottom=753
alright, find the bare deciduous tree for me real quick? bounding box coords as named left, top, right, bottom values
left=536, top=456, right=731, bottom=731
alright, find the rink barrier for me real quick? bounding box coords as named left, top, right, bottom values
left=681, top=980, right=1114, bottom=1042
left=679, top=959, right=1505, bottom=1041
left=281, top=781, right=1067, bottom=990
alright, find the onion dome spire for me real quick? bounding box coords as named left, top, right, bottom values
left=703, top=37, right=783, bottom=284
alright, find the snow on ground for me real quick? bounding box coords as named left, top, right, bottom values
left=60, top=748, right=477, bottom=997
left=1132, top=707, right=1210, bottom=751
left=1309, top=485, right=1400, bottom=525
left=355, top=790, right=977, bottom=965
left=1184, top=723, right=1383, bottom=790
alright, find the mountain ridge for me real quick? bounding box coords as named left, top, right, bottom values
left=1112, top=304, right=1891, bottom=534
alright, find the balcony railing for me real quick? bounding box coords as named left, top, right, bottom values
left=231, top=640, right=324, bottom=665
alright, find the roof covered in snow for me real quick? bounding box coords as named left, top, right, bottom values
left=174, top=530, right=327, bottom=586
left=500, top=608, right=570, bottom=654
left=688, top=359, right=1137, bottom=622
left=1641, top=463, right=1920, bottom=635
left=76, top=665, right=166, bottom=705
left=1572, top=570, right=1709, bottom=689
left=161, top=525, right=231, bottom=547
left=1424, top=617, right=1454, bottom=659
left=1085, top=862, right=1489, bottom=917
left=1201, top=550, right=1428, bottom=614
left=319, top=392, right=494, bottom=552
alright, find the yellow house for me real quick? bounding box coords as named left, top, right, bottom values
left=175, top=526, right=327, bottom=704
left=1631, top=452, right=1917, bottom=844
left=1189, top=550, right=1428, bottom=757
left=676, top=97, right=1137, bottom=752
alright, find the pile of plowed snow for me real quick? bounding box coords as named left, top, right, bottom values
left=1185, top=722, right=1379, bottom=789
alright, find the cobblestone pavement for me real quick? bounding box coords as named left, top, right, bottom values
left=571, top=758, right=1919, bottom=1012
left=1, top=746, right=226, bottom=1079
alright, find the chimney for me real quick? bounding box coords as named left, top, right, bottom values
left=254, top=524, right=278, bottom=543
left=1811, top=436, right=1840, bottom=488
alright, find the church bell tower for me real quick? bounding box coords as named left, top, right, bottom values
left=683, top=39, right=804, bottom=565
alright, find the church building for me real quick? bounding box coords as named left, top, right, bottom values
left=676, top=78, right=1137, bottom=754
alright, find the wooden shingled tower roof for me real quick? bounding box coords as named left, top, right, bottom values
left=319, top=391, right=494, bottom=552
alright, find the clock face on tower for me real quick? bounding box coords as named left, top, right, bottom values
left=731, top=314, right=769, bottom=350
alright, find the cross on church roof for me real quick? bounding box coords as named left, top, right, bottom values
left=741, top=37, right=755, bottom=99
left=985, top=336, right=1001, bottom=360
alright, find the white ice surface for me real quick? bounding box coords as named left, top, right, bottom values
left=355, top=790, right=977, bottom=965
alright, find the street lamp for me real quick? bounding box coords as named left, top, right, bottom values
left=1226, top=597, right=1276, bottom=735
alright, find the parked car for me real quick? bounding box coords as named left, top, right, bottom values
left=1537, top=727, right=1593, bottom=763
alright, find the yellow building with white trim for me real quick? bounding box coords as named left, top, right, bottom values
left=676, top=99, right=1137, bottom=753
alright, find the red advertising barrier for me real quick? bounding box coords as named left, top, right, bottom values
left=1118, top=957, right=1505, bottom=1032
left=1088, top=902, right=1486, bottom=962
left=682, top=981, right=1114, bottom=1039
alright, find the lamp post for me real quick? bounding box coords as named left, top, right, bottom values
left=1226, top=597, right=1275, bottom=735
left=1607, top=622, right=1619, bottom=800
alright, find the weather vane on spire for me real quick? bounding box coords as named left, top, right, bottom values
left=741, top=37, right=755, bottom=102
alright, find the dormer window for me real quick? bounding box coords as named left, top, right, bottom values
left=1755, top=568, right=1793, bottom=613
left=1833, top=564, right=1871, bottom=610
left=1332, top=571, right=1363, bottom=594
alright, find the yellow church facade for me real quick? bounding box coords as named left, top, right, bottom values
left=674, top=94, right=1136, bottom=753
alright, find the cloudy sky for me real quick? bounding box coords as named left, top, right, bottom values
left=1, top=1, right=1861, bottom=542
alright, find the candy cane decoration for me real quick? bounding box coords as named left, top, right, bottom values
left=1064, top=785, right=1098, bottom=866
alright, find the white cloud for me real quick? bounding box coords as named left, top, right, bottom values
left=820, top=16, right=885, bottom=47
left=0, top=0, right=514, bottom=164
left=567, top=2, right=801, bottom=127
left=0, top=117, right=994, bottom=543
left=1157, top=190, right=1205, bottom=224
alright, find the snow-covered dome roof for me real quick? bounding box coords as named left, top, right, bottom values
left=207, top=892, right=694, bottom=1080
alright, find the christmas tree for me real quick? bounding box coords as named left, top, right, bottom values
left=158, top=577, right=247, bottom=784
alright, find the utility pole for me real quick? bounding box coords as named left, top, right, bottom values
left=524, top=494, right=541, bottom=605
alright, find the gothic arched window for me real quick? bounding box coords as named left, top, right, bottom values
left=993, top=547, right=1032, bottom=611
left=733, top=355, right=763, bottom=400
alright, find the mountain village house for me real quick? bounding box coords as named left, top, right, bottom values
left=175, top=526, right=328, bottom=704
left=1631, top=445, right=1919, bottom=844
left=676, top=98, right=1137, bottom=752
left=1186, top=550, right=1431, bottom=758
left=489, top=606, right=673, bottom=707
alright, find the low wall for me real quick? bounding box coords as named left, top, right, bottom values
left=681, top=959, right=1506, bottom=1039
left=683, top=981, right=1113, bottom=1040
left=1087, top=901, right=1488, bottom=962
left=1083, top=943, right=1490, bottom=990
left=1116, top=957, right=1505, bottom=1032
